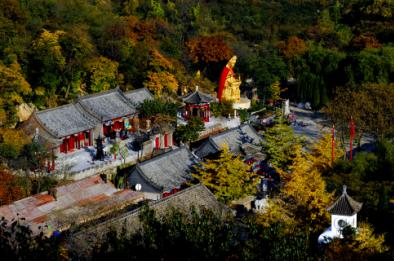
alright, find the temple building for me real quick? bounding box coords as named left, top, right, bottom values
left=127, top=147, right=199, bottom=200
left=194, top=124, right=264, bottom=159
left=22, top=87, right=155, bottom=171
left=182, top=87, right=213, bottom=122
left=77, top=88, right=138, bottom=139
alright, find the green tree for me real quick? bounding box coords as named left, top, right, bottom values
left=109, top=142, right=119, bottom=160
left=194, top=146, right=258, bottom=203
left=59, top=25, right=95, bottom=100
left=247, top=47, right=287, bottom=99
left=293, top=45, right=345, bottom=108
left=137, top=98, right=177, bottom=118
left=174, top=117, right=204, bottom=144
left=92, top=206, right=236, bottom=260
left=263, top=117, right=301, bottom=170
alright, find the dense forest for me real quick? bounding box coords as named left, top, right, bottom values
left=0, top=0, right=393, bottom=127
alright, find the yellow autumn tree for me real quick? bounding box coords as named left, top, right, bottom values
left=326, top=222, right=388, bottom=260
left=260, top=143, right=333, bottom=232
left=308, top=132, right=344, bottom=173
left=85, top=56, right=121, bottom=93
left=144, top=49, right=179, bottom=95
left=0, top=61, right=32, bottom=125
left=354, top=222, right=388, bottom=254
left=194, top=146, right=258, bottom=203
left=283, top=145, right=333, bottom=232
left=32, top=29, right=66, bottom=70
left=0, top=128, right=30, bottom=158
left=256, top=198, right=296, bottom=229
left=144, top=71, right=178, bottom=95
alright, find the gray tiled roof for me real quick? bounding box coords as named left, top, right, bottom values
left=69, top=184, right=231, bottom=257
left=327, top=186, right=362, bottom=216
left=34, top=104, right=99, bottom=138
left=124, top=88, right=154, bottom=106
left=136, top=147, right=199, bottom=192
left=195, top=124, right=263, bottom=158
left=78, top=88, right=136, bottom=121
left=183, top=91, right=213, bottom=104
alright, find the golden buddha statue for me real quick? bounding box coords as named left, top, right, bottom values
left=218, top=56, right=241, bottom=103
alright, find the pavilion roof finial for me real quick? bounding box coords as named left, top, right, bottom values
left=195, top=85, right=199, bottom=92
left=327, top=184, right=362, bottom=216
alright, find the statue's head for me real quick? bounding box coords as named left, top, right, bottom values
left=227, top=55, right=237, bottom=68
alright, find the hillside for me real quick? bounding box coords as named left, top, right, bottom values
left=0, top=0, right=392, bottom=127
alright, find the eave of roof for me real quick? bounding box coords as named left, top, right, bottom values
left=124, top=87, right=154, bottom=105
left=77, top=88, right=136, bottom=121
left=327, top=188, right=363, bottom=216
left=183, top=91, right=213, bottom=104
left=34, top=104, right=98, bottom=138
left=135, top=147, right=197, bottom=190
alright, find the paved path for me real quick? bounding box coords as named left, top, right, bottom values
left=290, top=105, right=375, bottom=153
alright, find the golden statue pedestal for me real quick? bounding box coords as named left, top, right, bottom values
left=232, top=97, right=251, bottom=109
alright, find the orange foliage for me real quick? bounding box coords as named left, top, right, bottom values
left=278, top=36, right=307, bottom=60
left=186, top=36, right=233, bottom=64
left=106, top=16, right=157, bottom=44
left=0, top=168, right=24, bottom=206
left=149, top=49, right=174, bottom=71
left=352, top=34, right=382, bottom=49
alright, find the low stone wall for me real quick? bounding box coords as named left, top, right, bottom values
left=199, top=117, right=240, bottom=139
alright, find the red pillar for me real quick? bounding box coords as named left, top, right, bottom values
left=68, top=136, right=75, bottom=152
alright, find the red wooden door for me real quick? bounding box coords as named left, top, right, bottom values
left=164, top=133, right=168, bottom=147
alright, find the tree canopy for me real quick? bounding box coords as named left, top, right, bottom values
left=194, top=146, right=258, bottom=203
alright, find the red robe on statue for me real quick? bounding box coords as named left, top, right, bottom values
left=218, top=66, right=232, bottom=102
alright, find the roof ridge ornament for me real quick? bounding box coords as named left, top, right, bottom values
left=343, top=185, right=347, bottom=194
left=195, top=85, right=199, bottom=92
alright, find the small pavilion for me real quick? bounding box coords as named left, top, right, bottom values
left=318, top=185, right=363, bottom=243
left=327, top=185, right=363, bottom=237
left=183, top=87, right=213, bottom=122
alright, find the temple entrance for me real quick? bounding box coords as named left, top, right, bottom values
left=192, top=108, right=198, bottom=117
